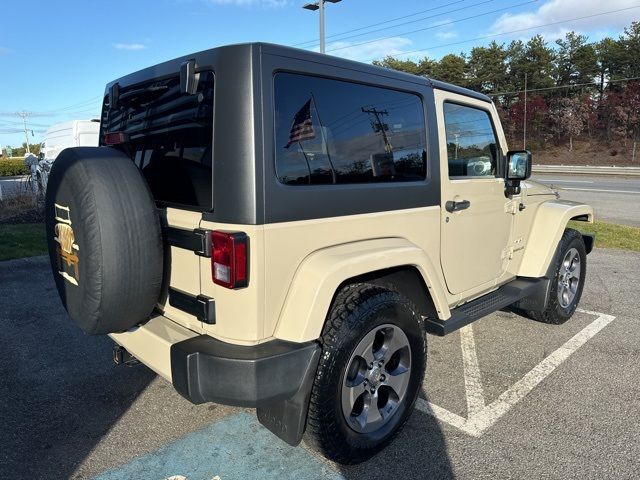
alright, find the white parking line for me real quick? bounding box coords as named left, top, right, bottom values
left=562, top=187, right=640, bottom=194
left=460, top=325, right=485, bottom=416
left=540, top=179, right=594, bottom=183
left=417, top=309, right=616, bottom=437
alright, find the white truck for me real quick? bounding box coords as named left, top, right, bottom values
left=35, top=120, right=100, bottom=193
left=41, top=119, right=100, bottom=161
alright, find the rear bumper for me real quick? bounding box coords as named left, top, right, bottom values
left=170, top=335, right=320, bottom=408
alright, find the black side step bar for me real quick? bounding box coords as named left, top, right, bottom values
left=425, top=277, right=547, bottom=336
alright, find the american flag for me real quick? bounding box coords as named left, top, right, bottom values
left=285, top=98, right=316, bottom=148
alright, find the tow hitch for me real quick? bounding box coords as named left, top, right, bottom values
left=113, top=345, right=139, bottom=366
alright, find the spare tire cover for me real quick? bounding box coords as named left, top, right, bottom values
left=45, top=146, right=163, bottom=335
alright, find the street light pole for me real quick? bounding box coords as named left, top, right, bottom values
left=303, top=0, right=342, bottom=55
left=319, top=0, right=325, bottom=54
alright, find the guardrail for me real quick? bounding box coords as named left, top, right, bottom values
left=533, top=165, right=640, bottom=176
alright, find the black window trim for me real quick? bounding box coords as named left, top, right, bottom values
left=442, top=99, right=503, bottom=181
left=272, top=69, right=430, bottom=188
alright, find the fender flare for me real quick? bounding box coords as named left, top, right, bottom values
left=273, top=237, right=450, bottom=343
left=518, top=200, right=594, bottom=278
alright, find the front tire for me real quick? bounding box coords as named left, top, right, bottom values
left=527, top=228, right=587, bottom=324
left=306, top=283, right=426, bottom=464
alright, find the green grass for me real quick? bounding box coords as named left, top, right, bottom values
left=0, top=223, right=47, bottom=261
left=569, top=220, right=640, bottom=252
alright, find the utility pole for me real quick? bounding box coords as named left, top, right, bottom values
left=17, top=111, right=31, bottom=154
left=362, top=107, right=392, bottom=152
left=523, top=72, right=528, bottom=150
left=303, top=0, right=342, bottom=54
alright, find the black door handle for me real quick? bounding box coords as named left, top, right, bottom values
left=445, top=199, right=471, bottom=213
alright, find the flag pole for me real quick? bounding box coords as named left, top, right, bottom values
left=284, top=105, right=313, bottom=183
left=310, top=92, right=337, bottom=184
left=298, top=141, right=313, bottom=184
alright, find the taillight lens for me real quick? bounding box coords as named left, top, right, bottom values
left=104, top=131, right=128, bottom=145
left=211, top=231, right=248, bottom=289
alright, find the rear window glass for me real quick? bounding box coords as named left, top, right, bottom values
left=101, top=71, right=214, bottom=210
left=274, top=73, right=426, bottom=185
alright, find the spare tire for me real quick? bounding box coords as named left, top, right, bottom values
left=45, top=147, right=163, bottom=335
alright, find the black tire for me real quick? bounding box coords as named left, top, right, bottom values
left=527, top=228, right=587, bottom=324
left=45, top=147, right=163, bottom=335
left=306, top=283, right=426, bottom=464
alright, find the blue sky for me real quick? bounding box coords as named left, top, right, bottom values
left=1, top=0, right=637, bottom=147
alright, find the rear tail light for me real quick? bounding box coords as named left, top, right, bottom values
left=211, top=231, right=248, bottom=289
left=104, top=131, right=128, bottom=145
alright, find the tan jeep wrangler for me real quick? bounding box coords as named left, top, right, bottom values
left=45, top=43, right=594, bottom=464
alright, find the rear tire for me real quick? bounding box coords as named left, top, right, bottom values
left=527, top=228, right=586, bottom=325
left=306, top=283, right=426, bottom=464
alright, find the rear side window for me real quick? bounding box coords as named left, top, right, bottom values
left=443, top=102, right=500, bottom=178
left=274, top=73, right=426, bottom=185
left=101, top=71, right=214, bottom=210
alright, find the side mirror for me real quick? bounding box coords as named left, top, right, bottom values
left=506, top=150, right=532, bottom=180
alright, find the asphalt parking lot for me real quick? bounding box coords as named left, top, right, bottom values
left=1, top=249, right=639, bottom=480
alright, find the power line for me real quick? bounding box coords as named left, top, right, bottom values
left=0, top=119, right=50, bottom=128
left=294, top=0, right=474, bottom=47
left=322, top=0, right=498, bottom=46
left=326, top=0, right=540, bottom=53
left=0, top=96, right=103, bottom=119
left=362, top=5, right=640, bottom=63
left=294, top=0, right=494, bottom=48
left=488, top=76, right=640, bottom=96
left=54, top=95, right=102, bottom=113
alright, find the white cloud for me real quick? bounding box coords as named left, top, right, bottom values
left=428, top=18, right=458, bottom=41
left=208, top=0, right=288, bottom=6
left=490, top=0, right=638, bottom=39
left=113, top=43, right=148, bottom=51
left=435, top=31, right=458, bottom=40
left=326, top=37, right=413, bottom=62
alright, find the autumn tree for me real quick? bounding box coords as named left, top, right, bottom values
left=553, top=97, right=590, bottom=150
left=372, top=21, right=639, bottom=154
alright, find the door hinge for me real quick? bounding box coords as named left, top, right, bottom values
left=169, top=287, right=216, bottom=324
left=166, top=227, right=212, bottom=257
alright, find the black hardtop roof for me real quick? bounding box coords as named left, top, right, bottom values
left=106, top=42, right=491, bottom=104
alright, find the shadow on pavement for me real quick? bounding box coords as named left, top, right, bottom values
left=338, top=390, right=454, bottom=480
left=0, top=256, right=155, bottom=479
left=1, top=257, right=454, bottom=479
